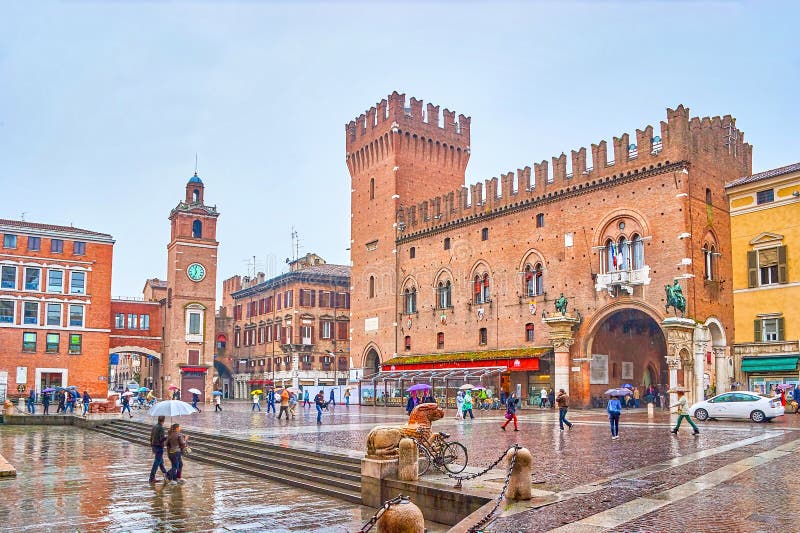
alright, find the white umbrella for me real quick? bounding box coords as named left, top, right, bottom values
left=459, top=384, right=475, bottom=390
left=187, top=388, right=202, bottom=395
left=121, top=391, right=135, bottom=397
left=148, top=400, right=197, bottom=417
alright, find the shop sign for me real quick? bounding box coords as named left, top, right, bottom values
left=513, top=359, right=521, bottom=368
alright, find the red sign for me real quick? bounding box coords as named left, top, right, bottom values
left=392, top=358, right=539, bottom=372
left=180, top=367, right=208, bottom=373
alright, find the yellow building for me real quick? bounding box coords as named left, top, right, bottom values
left=727, top=162, right=800, bottom=394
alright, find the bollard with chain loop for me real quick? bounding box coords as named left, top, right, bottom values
left=467, top=445, right=519, bottom=533
left=410, top=436, right=521, bottom=489
left=358, top=494, right=409, bottom=533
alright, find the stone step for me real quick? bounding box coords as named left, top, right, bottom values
left=89, top=422, right=362, bottom=503
left=113, top=419, right=362, bottom=470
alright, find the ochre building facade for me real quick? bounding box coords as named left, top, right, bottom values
left=347, top=92, right=752, bottom=407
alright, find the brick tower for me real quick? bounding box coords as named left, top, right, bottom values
left=162, top=173, right=220, bottom=402
left=346, top=91, right=471, bottom=374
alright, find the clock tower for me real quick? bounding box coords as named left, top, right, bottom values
left=163, top=173, right=220, bottom=403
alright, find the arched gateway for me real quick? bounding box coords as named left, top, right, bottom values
left=583, top=307, right=669, bottom=405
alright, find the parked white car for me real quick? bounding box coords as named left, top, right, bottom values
left=689, top=391, right=785, bottom=423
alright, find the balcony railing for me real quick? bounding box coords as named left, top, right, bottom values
left=595, top=265, right=651, bottom=295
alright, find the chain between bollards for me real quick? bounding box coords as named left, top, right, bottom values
left=467, top=445, right=519, bottom=533
left=358, top=494, right=409, bottom=533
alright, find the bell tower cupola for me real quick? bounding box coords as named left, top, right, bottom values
left=186, top=172, right=204, bottom=204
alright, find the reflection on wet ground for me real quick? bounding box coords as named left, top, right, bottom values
left=0, top=426, right=384, bottom=532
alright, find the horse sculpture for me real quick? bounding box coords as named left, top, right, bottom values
left=665, top=280, right=687, bottom=317
left=366, top=403, right=444, bottom=459
left=554, top=293, right=568, bottom=316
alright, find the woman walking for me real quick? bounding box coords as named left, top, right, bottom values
left=607, top=394, right=622, bottom=439
left=121, top=394, right=133, bottom=418
left=82, top=390, right=91, bottom=417
left=455, top=391, right=464, bottom=419
left=462, top=390, right=474, bottom=420
left=165, top=423, right=188, bottom=484
left=501, top=393, right=519, bottom=431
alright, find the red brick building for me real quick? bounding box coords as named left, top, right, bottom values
left=0, top=219, right=114, bottom=400
left=109, top=297, right=163, bottom=390
left=216, top=253, right=351, bottom=399
left=348, top=92, right=751, bottom=407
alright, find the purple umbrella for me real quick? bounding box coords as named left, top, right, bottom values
left=776, top=384, right=794, bottom=391
left=604, top=388, right=633, bottom=397
left=42, top=388, right=56, bottom=393
left=407, top=384, right=432, bottom=392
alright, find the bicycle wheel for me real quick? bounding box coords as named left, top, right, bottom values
left=442, top=442, right=468, bottom=474
left=417, top=443, right=432, bottom=476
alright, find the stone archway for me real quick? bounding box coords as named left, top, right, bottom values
left=364, top=348, right=381, bottom=377
left=705, top=318, right=728, bottom=394
left=109, top=347, right=162, bottom=396
left=585, top=307, right=668, bottom=404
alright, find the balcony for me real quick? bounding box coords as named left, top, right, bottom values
left=595, top=266, right=651, bottom=295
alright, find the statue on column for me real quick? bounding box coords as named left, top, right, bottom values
left=664, top=280, right=686, bottom=317
left=554, top=293, right=568, bottom=316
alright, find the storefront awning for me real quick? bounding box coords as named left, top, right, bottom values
left=366, top=365, right=508, bottom=383
left=382, top=346, right=551, bottom=368
left=741, top=356, right=799, bottom=373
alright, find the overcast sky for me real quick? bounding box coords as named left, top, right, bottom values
left=1, top=1, right=797, bottom=299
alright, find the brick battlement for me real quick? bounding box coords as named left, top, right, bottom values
left=396, top=104, right=752, bottom=232
left=345, top=91, right=471, bottom=176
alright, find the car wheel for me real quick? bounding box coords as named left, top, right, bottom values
left=694, top=408, right=709, bottom=421
left=750, top=410, right=766, bottom=423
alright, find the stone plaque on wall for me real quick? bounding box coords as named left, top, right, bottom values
left=622, top=362, right=634, bottom=380
left=365, top=317, right=379, bottom=332
left=590, top=354, right=609, bottom=384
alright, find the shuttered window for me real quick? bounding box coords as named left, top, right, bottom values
left=748, top=246, right=788, bottom=287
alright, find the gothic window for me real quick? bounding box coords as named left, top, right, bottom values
left=473, top=273, right=490, bottom=304
left=369, top=276, right=375, bottom=298
left=525, top=323, right=535, bottom=342
left=437, top=332, right=444, bottom=349
left=404, top=335, right=411, bottom=351
left=617, top=236, right=630, bottom=270
left=481, top=227, right=489, bottom=241
left=705, top=188, right=712, bottom=207
left=479, top=327, right=488, bottom=345
left=631, top=234, right=645, bottom=270
left=703, top=242, right=717, bottom=281
left=524, top=263, right=543, bottom=296
left=404, top=286, right=417, bottom=314
left=437, top=280, right=452, bottom=309
left=536, top=213, right=544, bottom=228
left=192, top=219, right=202, bottom=239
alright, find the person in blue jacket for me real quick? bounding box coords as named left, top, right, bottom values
left=607, top=394, right=622, bottom=440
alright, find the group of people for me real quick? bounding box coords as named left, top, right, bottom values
left=149, top=416, right=189, bottom=485
left=25, top=388, right=91, bottom=416
left=250, top=387, right=344, bottom=424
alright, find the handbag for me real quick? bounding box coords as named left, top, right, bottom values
left=183, top=446, right=192, bottom=455
left=504, top=412, right=513, bottom=420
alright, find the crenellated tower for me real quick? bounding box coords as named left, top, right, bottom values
left=346, top=91, right=471, bottom=373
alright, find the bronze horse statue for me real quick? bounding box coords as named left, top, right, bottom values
left=665, top=280, right=686, bottom=317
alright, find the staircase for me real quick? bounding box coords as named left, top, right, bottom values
left=90, top=419, right=363, bottom=503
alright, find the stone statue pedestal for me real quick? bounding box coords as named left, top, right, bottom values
left=544, top=314, right=581, bottom=396
left=361, top=457, right=399, bottom=508
left=662, top=317, right=697, bottom=405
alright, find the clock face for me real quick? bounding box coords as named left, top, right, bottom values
left=187, top=263, right=206, bottom=282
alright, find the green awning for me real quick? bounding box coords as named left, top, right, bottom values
left=741, top=356, right=799, bottom=373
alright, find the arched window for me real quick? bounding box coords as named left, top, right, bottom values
left=404, top=286, right=417, bottom=314
left=606, top=239, right=616, bottom=273
left=525, top=323, right=535, bottom=342
left=437, top=332, right=445, bottom=349
left=369, top=178, right=375, bottom=200
left=705, top=188, right=712, bottom=207
left=631, top=234, right=644, bottom=270
left=192, top=219, right=202, bottom=239
left=404, top=336, right=411, bottom=351
left=437, top=280, right=451, bottom=309
left=474, top=273, right=490, bottom=304
left=409, top=247, right=415, bottom=259
left=479, top=328, right=488, bottom=345
left=192, top=189, right=200, bottom=202
left=369, top=276, right=375, bottom=298
left=482, top=273, right=490, bottom=302
left=524, top=263, right=544, bottom=296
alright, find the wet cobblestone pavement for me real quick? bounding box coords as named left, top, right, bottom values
left=3, top=402, right=800, bottom=532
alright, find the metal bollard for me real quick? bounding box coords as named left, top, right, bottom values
left=398, top=437, right=419, bottom=481
left=505, top=446, right=532, bottom=501
left=376, top=495, right=424, bottom=533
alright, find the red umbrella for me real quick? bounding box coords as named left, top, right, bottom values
left=168, top=385, right=179, bottom=390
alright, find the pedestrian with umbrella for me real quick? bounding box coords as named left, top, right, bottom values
left=604, top=388, right=629, bottom=440
left=277, top=387, right=291, bottom=420
left=463, top=389, right=475, bottom=420
left=42, top=388, right=53, bottom=414
left=147, top=399, right=196, bottom=484
left=212, top=390, right=223, bottom=412
left=148, top=415, right=169, bottom=483
left=669, top=388, right=699, bottom=436
left=500, top=392, right=520, bottom=431
left=455, top=390, right=464, bottom=419
left=251, top=390, right=262, bottom=411
left=188, top=388, right=202, bottom=413
left=121, top=391, right=133, bottom=418
left=57, top=389, right=66, bottom=414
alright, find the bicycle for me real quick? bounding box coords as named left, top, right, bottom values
left=415, top=431, right=468, bottom=476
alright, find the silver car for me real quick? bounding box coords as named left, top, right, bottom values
left=689, top=391, right=785, bottom=423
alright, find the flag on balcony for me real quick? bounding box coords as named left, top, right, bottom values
left=610, top=242, right=617, bottom=269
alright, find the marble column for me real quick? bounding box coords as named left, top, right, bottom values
left=714, top=347, right=727, bottom=394
left=661, top=317, right=696, bottom=404
left=544, top=314, right=581, bottom=397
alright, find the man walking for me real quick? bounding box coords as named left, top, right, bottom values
left=266, top=388, right=276, bottom=414
left=214, top=392, right=222, bottom=412
left=303, top=390, right=310, bottom=408
left=82, top=390, right=91, bottom=417
left=26, top=389, right=36, bottom=415
left=121, top=394, right=133, bottom=418
left=277, top=388, right=290, bottom=420
left=670, top=390, right=699, bottom=435
left=556, top=388, right=573, bottom=430
left=149, top=415, right=169, bottom=483
left=314, top=390, right=325, bottom=424
left=42, top=391, right=50, bottom=415
left=329, top=388, right=336, bottom=407
left=191, top=392, right=201, bottom=413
